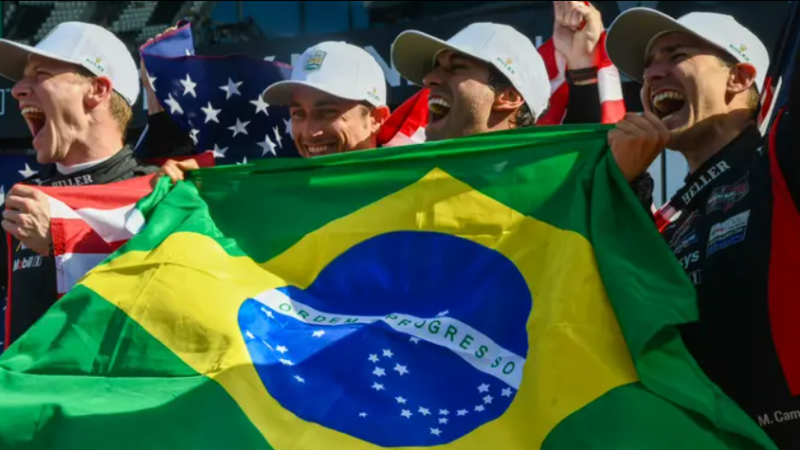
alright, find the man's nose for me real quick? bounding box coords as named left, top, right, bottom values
left=423, top=67, right=444, bottom=89
left=643, top=62, right=670, bottom=86
left=12, top=79, right=31, bottom=100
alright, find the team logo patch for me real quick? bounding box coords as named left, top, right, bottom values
left=671, top=233, right=699, bottom=255
left=707, top=210, right=751, bottom=256
left=496, top=57, right=516, bottom=75
left=668, top=210, right=700, bottom=250
left=707, top=174, right=750, bottom=214
left=304, top=50, right=327, bottom=72
left=238, top=231, right=530, bottom=447
left=83, top=56, right=107, bottom=74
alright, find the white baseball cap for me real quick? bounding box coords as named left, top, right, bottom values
left=391, top=23, right=551, bottom=121
left=606, top=9, right=770, bottom=91
left=0, top=22, right=140, bottom=106
left=263, top=41, right=387, bottom=107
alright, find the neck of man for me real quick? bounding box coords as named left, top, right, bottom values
left=60, top=126, right=124, bottom=168
left=678, top=110, right=755, bottom=173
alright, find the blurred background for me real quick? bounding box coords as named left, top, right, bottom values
left=0, top=1, right=793, bottom=204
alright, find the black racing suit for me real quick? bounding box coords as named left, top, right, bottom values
left=0, top=113, right=194, bottom=348
left=659, top=68, right=799, bottom=447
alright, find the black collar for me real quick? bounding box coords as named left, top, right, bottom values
left=669, top=126, right=762, bottom=210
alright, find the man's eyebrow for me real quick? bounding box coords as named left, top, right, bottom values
left=645, top=45, right=686, bottom=67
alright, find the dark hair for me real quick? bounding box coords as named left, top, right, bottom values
left=716, top=54, right=760, bottom=112
left=487, top=66, right=546, bottom=128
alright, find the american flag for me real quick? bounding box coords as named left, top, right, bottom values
left=138, top=23, right=298, bottom=165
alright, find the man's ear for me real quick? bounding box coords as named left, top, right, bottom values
left=85, top=76, right=114, bottom=109
left=370, top=105, right=392, bottom=134
left=728, top=62, right=758, bottom=95
left=492, top=87, right=525, bottom=112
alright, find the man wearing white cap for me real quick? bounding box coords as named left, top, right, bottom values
left=0, top=22, right=157, bottom=345
left=605, top=8, right=800, bottom=448
left=156, top=41, right=391, bottom=182
left=391, top=22, right=551, bottom=142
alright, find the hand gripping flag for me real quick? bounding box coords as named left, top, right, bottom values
left=378, top=33, right=626, bottom=147
left=0, top=124, right=777, bottom=450
left=139, top=23, right=298, bottom=165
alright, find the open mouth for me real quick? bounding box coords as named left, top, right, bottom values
left=428, top=97, right=451, bottom=123
left=303, top=143, right=338, bottom=157
left=21, top=106, right=47, bottom=139
left=651, top=90, right=686, bottom=120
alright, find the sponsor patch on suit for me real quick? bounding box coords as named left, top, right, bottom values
left=707, top=210, right=750, bottom=256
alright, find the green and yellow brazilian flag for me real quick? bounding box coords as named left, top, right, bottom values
left=0, top=125, right=777, bottom=450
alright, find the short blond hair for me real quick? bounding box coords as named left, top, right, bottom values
left=74, top=68, right=133, bottom=139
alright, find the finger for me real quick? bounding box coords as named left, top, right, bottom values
left=625, top=113, right=664, bottom=135
left=8, top=184, right=38, bottom=199
left=640, top=111, right=672, bottom=144
left=640, top=84, right=654, bottom=115
left=177, top=160, right=200, bottom=171
left=1, top=209, right=20, bottom=224
left=163, top=167, right=185, bottom=184
left=555, top=1, right=570, bottom=26
left=3, top=195, right=31, bottom=212
left=570, top=9, right=583, bottom=30
left=615, top=120, right=646, bottom=136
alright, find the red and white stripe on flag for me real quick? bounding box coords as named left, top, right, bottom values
left=379, top=33, right=627, bottom=147
left=36, top=175, right=155, bottom=297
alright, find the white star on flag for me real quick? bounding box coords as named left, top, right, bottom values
left=180, top=73, right=198, bottom=98
left=245, top=331, right=255, bottom=340
left=430, top=428, right=442, bottom=437
left=201, top=102, right=222, bottom=124
left=189, top=129, right=200, bottom=145
left=279, top=358, right=294, bottom=366
left=164, top=94, right=184, bottom=115
left=382, top=349, right=394, bottom=358
left=273, top=126, right=283, bottom=148
left=439, top=409, right=449, bottom=416
left=475, top=405, right=485, bottom=412
left=250, top=95, right=270, bottom=116
left=19, top=163, right=38, bottom=178
left=283, top=117, right=293, bottom=137
left=359, top=412, right=368, bottom=418
left=185, top=49, right=193, bottom=56
left=368, top=354, right=379, bottom=363
left=371, top=382, right=384, bottom=391
left=0, top=185, right=5, bottom=207
left=401, top=410, right=412, bottom=419
left=395, top=396, right=407, bottom=404
left=409, top=337, right=420, bottom=344
left=212, top=144, right=228, bottom=159
left=437, top=310, right=449, bottom=317
left=419, top=407, right=431, bottom=416
left=502, top=388, right=513, bottom=398
left=276, top=345, right=288, bottom=354
left=457, top=409, right=468, bottom=416
left=147, top=73, right=157, bottom=92
left=228, top=118, right=250, bottom=137
left=294, top=375, right=305, bottom=383
left=483, top=395, right=494, bottom=404
left=312, top=330, right=326, bottom=338
left=394, top=364, right=409, bottom=376
left=439, top=418, right=449, bottom=424
left=261, top=307, right=275, bottom=319
left=478, top=383, right=490, bottom=393
left=258, top=133, right=278, bottom=156
left=237, top=156, right=249, bottom=165
left=372, top=367, right=386, bottom=377
left=220, top=78, right=243, bottom=100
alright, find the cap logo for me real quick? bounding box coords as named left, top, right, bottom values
left=304, top=50, right=327, bottom=72
left=366, top=87, right=380, bottom=102
left=728, top=43, right=750, bottom=62
left=83, top=56, right=107, bottom=74
left=496, top=57, right=516, bottom=75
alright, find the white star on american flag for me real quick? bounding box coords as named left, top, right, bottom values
left=201, top=102, right=222, bottom=124
left=283, top=117, right=293, bottom=137
left=19, top=163, right=38, bottom=178
left=228, top=118, right=250, bottom=137
left=258, top=133, right=278, bottom=156
left=220, top=78, right=243, bottom=100
left=250, top=95, right=270, bottom=116
left=0, top=186, right=5, bottom=207
left=273, top=125, right=283, bottom=148
left=164, top=93, right=184, bottom=115
left=212, top=144, right=228, bottom=159
left=189, top=128, right=200, bottom=145
left=180, top=73, right=197, bottom=98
